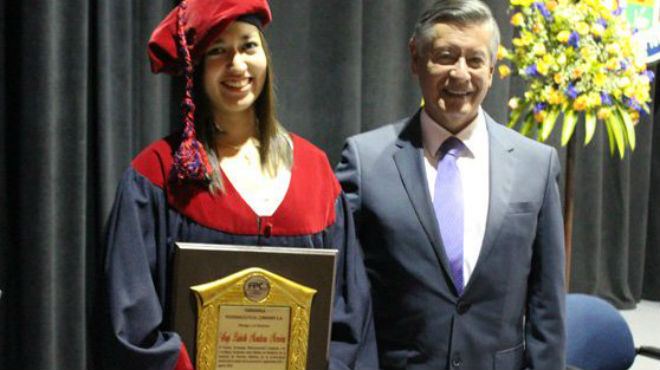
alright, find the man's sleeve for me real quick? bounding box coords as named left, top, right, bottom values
left=525, top=148, right=567, bottom=369
left=335, top=137, right=362, bottom=217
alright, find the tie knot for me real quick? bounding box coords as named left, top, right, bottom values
left=438, top=137, right=465, bottom=158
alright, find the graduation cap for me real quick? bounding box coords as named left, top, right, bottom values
left=147, top=0, right=272, bottom=183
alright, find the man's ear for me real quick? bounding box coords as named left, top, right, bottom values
left=409, top=38, right=419, bottom=75
left=487, top=63, right=494, bottom=88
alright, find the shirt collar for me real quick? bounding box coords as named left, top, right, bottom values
left=420, top=107, right=488, bottom=160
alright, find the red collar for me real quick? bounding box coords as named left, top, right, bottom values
left=132, top=133, right=340, bottom=235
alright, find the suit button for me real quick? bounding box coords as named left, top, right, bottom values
left=451, top=353, right=462, bottom=368
left=456, top=301, right=471, bottom=314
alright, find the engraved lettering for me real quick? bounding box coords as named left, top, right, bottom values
left=220, top=332, right=231, bottom=343
left=233, top=332, right=247, bottom=342
left=251, top=333, right=268, bottom=342
left=271, top=333, right=286, bottom=343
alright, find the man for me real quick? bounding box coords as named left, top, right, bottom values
left=336, top=1, right=566, bottom=369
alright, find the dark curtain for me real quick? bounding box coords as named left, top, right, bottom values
left=0, top=1, right=658, bottom=369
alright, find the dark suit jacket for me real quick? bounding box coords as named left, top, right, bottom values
left=336, top=111, right=566, bottom=370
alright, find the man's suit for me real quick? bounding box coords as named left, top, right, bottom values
left=336, top=110, right=565, bottom=370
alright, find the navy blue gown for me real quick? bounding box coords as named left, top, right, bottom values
left=100, top=133, right=378, bottom=370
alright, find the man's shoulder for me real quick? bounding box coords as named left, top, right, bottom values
left=348, top=115, right=412, bottom=145
left=486, top=114, right=555, bottom=156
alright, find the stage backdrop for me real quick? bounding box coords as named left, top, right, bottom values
left=0, top=1, right=658, bottom=369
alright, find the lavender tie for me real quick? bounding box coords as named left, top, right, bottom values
left=433, top=137, right=465, bottom=295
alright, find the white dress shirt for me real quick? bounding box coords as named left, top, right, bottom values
left=421, top=108, right=490, bottom=287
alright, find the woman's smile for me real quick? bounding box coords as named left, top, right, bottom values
left=221, top=77, right=252, bottom=91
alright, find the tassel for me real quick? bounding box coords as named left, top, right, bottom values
left=172, top=0, right=213, bottom=182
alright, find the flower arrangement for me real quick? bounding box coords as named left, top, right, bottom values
left=498, top=0, right=654, bottom=158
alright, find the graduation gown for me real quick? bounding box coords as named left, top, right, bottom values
left=100, top=133, right=378, bottom=370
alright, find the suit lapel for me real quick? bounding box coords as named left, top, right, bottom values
left=464, top=115, right=516, bottom=293
left=392, top=112, right=455, bottom=286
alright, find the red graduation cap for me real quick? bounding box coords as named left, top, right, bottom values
left=148, top=0, right=271, bottom=75
left=146, top=0, right=272, bottom=183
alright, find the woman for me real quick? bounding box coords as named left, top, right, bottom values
left=100, top=0, right=377, bottom=369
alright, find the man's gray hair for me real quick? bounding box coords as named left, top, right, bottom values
left=413, top=0, right=500, bottom=63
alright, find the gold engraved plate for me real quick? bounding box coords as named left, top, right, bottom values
left=215, top=305, right=290, bottom=369
left=191, top=267, right=316, bottom=370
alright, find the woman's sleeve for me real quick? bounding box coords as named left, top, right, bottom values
left=99, top=167, right=193, bottom=370
left=326, top=192, right=379, bottom=370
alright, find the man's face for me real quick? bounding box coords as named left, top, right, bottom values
left=410, top=21, right=494, bottom=133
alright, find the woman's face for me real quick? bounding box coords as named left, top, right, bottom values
left=203, top=21, right=267, bottom=117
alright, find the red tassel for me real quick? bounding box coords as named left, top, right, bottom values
left=173, top=0, right=213, bottom=183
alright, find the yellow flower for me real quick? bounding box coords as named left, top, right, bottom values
left=557, top=53, right=567, bottom=65
left=620, top=39, right=632, bottom=52
left=634, top=87, right=649, bottom=103
left=508, top=97, right=520, bottom=110
left=511, top=13, right=524, bottom=27
left=543, top=54, right=555, bottom=65
left=537, top=61, right=549, bottom=75
left=625, top=85, right=636, bottom=98
left=606, top=44, right=621, bottom=55
left=533, top=23, right=544, bottom=33
left=591, top=24, right=605, bottom=37
left=554, top=73, right=563, bottom=84
left=576, top=22, right=590, bottom=35
left=587, top=93, right=601, bottom=108
left=606, top=58, right=618, bottom=70
left=620, top=77, right=631, bottom=87
left=498, top=64, right=511, bottom=78
left=545, top=0, right=558, bottom=11
left=534, top=111, right=547, bottom=123
left=600, top=9, right=613, bottom=20
left=557, top=30, right=571, bottom=43
left=571, top=68, right=583, bottom=79
left=497, top=45, right=508, bottom=61
left=533, top=43, right=547, bottom=56
left=512, top=38, right=524, bottom=47
left=594, top=73, right=607, bottom=87
left=630, top=111, right=640, bottom=123
left=522, top=32, right=533, bottom=45
left=511, top=0, right=533, bottom=5
left=548, top=89, right=564, bottom=105
left=573, top=95, right=588, bottom=111
left=580, top=47, right=594, bottom=60
left=600, top=0, right=616, bottom=11
left=597, top=107, right=611, bottom=120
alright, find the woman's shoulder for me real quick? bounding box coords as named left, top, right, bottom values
left=289, top=133, right=332, bottom=167
left=130, top=132, right=181, bottom=188
left=289, top=133, right=340, bottom=196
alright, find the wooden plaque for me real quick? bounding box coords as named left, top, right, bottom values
left=169, top=243, right=338, bottom=370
